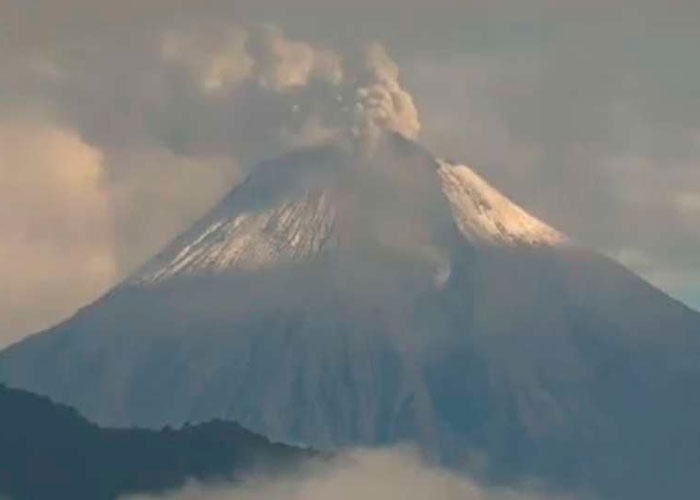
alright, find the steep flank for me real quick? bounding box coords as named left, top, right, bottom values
left=436, top=160, right=566, bottom=246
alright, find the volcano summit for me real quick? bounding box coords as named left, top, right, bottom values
left=2, top=132, right=700, bottom=499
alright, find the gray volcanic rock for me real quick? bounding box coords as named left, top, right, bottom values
left=2, top=133, right=700, bottom=499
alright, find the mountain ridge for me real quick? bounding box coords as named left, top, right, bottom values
left=0, top=383, right=313, bottom=500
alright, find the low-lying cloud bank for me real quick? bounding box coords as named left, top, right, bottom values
left=123, top=448, right=572, bottom=500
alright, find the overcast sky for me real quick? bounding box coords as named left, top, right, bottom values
left=1, top=0, right=700, bottom=346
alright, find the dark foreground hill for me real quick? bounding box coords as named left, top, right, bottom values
left=0, top=384, right=312, bottom=500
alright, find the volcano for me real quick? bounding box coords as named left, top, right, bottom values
left=2, top=132, right=700, bottom=499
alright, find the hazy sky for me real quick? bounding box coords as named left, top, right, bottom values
left=1, top=0, right=700, bottom=345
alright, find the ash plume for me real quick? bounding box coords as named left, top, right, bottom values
left=164, top=23, right=421, bottom=149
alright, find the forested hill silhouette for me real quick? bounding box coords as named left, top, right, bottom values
left=0, top=384, right=313, bottom=500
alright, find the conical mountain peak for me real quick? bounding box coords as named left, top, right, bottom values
left=130, top=135, right=565, bottom=286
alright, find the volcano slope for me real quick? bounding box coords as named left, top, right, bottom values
left=2, top=133, right=700, bottom=499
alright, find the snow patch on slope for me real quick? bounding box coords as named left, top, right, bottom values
left=437, top=160, right=566, bottom=247
left=133, top=192, right=336, bottom=284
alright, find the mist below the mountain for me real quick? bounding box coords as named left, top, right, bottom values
left=124, top=447, right=572, bottom=500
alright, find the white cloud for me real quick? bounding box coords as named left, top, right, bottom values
left=0, top=117, right=116, bottom=346
left=123, top=448, right=571, bottom=500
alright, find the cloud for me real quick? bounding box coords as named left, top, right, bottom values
left=245, top=24, right=343, bottom=91
left=348, top=43, right=421, bottom=143
left=160, top=23, right=420, bottom=147
left=0, top=117, right=116, bottom=346
left=122, top=448, right=571, bottom=500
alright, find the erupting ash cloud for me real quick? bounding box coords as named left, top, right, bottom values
left=349, top=42, right=421, bottom=141
left=245, top=25, right=344, bottom=91
left=163, top=23, right=421, bottom=147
